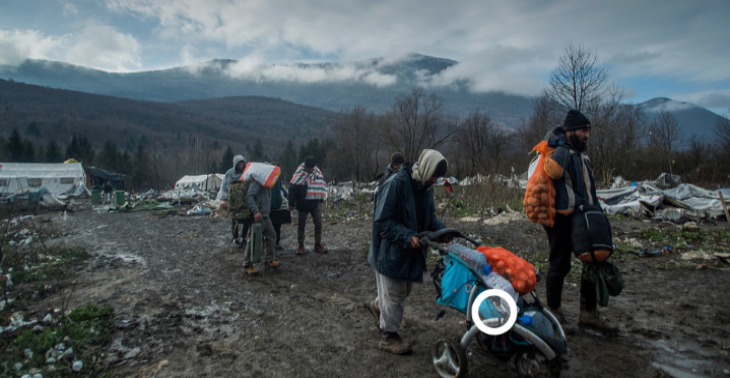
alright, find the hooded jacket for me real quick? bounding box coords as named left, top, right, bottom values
left=367, top=162, right=446, bottom=282
left=217, top=155, right=246, bottom=201
left=543, top=126, right=599, bottom=215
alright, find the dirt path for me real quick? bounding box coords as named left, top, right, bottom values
left=27, top=207, right=730, bottom=378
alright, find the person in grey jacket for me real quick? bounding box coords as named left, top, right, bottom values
left=365, top=149, right=448, bottom=354
left=218, top=155, right=248, bottom=245
left=243, top=179, right=280, bottom=276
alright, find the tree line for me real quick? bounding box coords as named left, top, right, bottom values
left=2, top=43, right=729, bottom=190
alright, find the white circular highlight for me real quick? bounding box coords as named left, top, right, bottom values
left=471, top=289, right=518, bottom=336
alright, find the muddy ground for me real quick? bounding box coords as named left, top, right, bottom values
left=14, top=202, right=730, bottom=378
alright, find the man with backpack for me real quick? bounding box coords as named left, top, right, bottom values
left=218, top=155, right=248, bottom=245
left=241, top=175, right=281, bottom=276
left=287, top=157, right=328, bottom=255
left=542, top=109, right=618, bottom=334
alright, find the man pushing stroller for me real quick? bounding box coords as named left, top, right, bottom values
left=365, top=149, right=449, bottom=354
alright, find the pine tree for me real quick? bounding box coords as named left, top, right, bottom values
left=251, top=139, right=266, bottom=162
left=219, top=144, right=234, bottom=173
left=278, top=139, right=298, bottom=180
left=21, top=139, right=36, bottom=162
left=66, top=135, right=80, bottom=160
left=26, top=122, right=41, bottom=138
left=99, top=140, right=120, bottom=171
left=7, top=129, right=24, bottom=162
left=45, top=139, right=63, bottom=162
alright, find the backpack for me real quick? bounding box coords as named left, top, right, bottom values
left=228, top=179, right=253, bottom=221
left=523, top=140, right=557, bottom=227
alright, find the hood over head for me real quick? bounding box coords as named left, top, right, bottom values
left=411, top=149, right=447, bottom=186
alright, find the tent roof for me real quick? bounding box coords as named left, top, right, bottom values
left=87, top=166, right=126, bottom=182
left=0, top=162, right=85, bottom=177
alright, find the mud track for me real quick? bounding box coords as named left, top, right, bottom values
left=32, top=208, right=730, bottom=378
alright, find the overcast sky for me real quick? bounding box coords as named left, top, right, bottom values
left=1, top=0, right=728, bottom=114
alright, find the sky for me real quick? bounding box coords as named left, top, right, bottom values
left=1, top=0, right=729, bottom=115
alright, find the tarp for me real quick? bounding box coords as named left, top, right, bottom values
left=87, top=167, right=126, bottom=189
left=0, top=162, right=87, bottom=199
left=174, top=174, right=223, bottom=192
left=597, top=183, right=730, bottom=219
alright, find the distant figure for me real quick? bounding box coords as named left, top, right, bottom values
left=218, top=155, right=248, bottom=245
left=375, top=152, right=406, bottom=188
left=269, top=163, right=290, bottom=250
left=287, top=157, right=328, bottom=255
left=102, top=181, right=113, bottom=204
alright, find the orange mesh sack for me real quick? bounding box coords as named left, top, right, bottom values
left=476, top=245, right=536, bottom=294
left=523, top=140, right=556, bottom=227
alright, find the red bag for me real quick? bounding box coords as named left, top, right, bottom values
left=523, top=141, right=556, bottom=227
left=476, top=245, right=536, bottom=294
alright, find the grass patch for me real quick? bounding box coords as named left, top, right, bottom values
left=3, top=245, right=90, bottom=286
left=435, top=184, right=524, bottom=217
left=1, top=304, right=115, bottom=378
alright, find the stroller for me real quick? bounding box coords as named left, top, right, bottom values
left=421, top=229, right=568, bottom=378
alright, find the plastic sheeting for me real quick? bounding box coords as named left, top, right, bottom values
left=597, top=183, right=730, bottom=219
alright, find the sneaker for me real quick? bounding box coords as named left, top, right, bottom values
left=264, top=260, right=281, bottom=270
left=579, top=309, right=619, bottom=334
left=244, top=265, right=259, bottom=276
left=296, top=244, right=305, bottom=255
left=379, top=333, right=412, bottom=355
left=314, top=244, right=328, bottom=254
left=363, top=300, right=380, bottom=325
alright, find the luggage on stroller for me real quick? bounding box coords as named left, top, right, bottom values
left=423, top=229, right=568, bottom=378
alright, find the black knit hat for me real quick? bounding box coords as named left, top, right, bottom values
left=562, top=109, right=591, bottom=131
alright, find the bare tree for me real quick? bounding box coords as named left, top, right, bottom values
left=547, top=43, right=612, bottom=112
left=327, top=106, right=383, bottom=182
left=714, top=108, right=730, bottom=152
left=452, top=110, right=509, bottom=177
left=648, top=107, right=683, bottom=176
left=377, top=87, right=455, bottom=161
left=588, top=104, right=644, bottom=186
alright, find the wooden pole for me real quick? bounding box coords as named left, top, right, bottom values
left=718, top=191, right=730, bottom=229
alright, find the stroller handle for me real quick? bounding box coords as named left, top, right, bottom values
left=418, top=228, right=481, bottom=255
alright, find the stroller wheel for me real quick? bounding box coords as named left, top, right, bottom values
left=514, top=349, right=560, bottom=377
left=431, top=338, right=468, bottom=378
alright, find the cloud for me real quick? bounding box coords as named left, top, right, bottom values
left=0, top=24, right=141, bottom=71
left=675, top=89, right=730, bottom=109
left=222, top=55, right=397, bottom=86
left=0, top=29, right=68, bottom=66
left=61, top=1, right=79, bottom=15
left=65, top=24, right=142, bottom=71
left=102, top=0, right=730, bottom=95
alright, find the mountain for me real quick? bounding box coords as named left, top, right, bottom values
left=0, top=55, right=534, bottom=127
left=0, top=79, right=334, bottom=154
left=637, top=97, right=726, bottom=140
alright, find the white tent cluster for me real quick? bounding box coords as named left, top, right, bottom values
left=0, top=162, right=89, bottom=210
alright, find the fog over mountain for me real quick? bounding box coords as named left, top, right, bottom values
left=0, top=54, right=533, bottom=127
left=1, top=54, right=726, bottom=139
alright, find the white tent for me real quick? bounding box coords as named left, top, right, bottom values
left=174, top=174, right=224, bottom=192
left=0, top=162, right=87, bottom=199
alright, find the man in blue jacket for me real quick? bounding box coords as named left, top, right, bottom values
left=366, top=149, right=448, bottom=354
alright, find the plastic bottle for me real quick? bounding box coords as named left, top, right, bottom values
left=481, top=263, right=519, bottom=303
left=448, top=244, right=487, bottom=271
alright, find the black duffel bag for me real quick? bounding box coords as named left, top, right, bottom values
left=572, top=203, right=613, bottom=263
left=269, top=208, right=292, bottom=225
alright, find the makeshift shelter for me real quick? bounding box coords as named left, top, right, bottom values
left=0, top=162, right=87, bottom=200
left=174, top=174, right=224, bottom=192
left=87, top=167, right=126, bottom=189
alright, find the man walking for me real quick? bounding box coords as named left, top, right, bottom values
left=287, top=157, right=327, bottom=255
left=366, top=149, right=449, bottom=354
left=542, top=109, right=618, bottom=333
left=243, top=174, right=281, bottom=276
left=218, top=155, right=248, bottom=244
